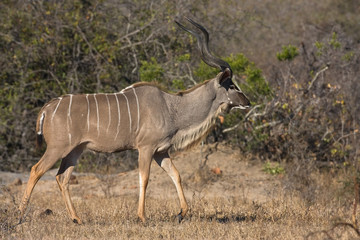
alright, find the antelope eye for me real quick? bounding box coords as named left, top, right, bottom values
left=229, top=85, right=236, bottom=90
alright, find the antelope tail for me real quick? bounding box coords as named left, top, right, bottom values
left=36, top=111, right=45, bottom=149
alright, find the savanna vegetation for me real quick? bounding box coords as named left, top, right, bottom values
left=0, top=0, right=359, bottom=239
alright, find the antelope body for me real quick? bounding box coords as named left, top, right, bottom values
left=19, top=18, right=250, bottom=224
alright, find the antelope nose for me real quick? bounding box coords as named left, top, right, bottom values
left=243, top=98, right=251, bottom=108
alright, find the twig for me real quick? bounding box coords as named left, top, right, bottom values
left=222, top=122, right=241, bottom=133
left=119, top=40, right=155, bottom=50
left=117, top=21, right=153, bottom=41
left=353, top=176, right=360, bottom=228
left=222, top=105, right=261, bottom=133
left=115, top=12, right=156, bottom=45
left=334, top=222, right=360, bottom=236
left=154, top=40, right=168, bottom=58
left=335, top=131, right=359, bottom=143
left=244, top=105, right=262, bottom=120
left=186, top=63, right=197, bottom=85
left=307, top=65, right=329, bottom=91
left=125, top=15, right=139, bottom=74
left=255, top=120, right=281, bottom=130
left=76, top=25, right=105, bottom=65
left=305, top=229, right=334, bottom=240
left=305, top=222, right=360, bottom=239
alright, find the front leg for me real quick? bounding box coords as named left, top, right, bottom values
left=154, top=152, right=188, bottom=222
left=137, top=147, right=153, bottom=222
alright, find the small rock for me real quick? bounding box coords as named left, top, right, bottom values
left=211, top=167, right=222, bottom=175
left=39, top=209, right=53, bottom=218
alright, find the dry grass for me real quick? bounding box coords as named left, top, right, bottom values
left=1, top=185, right=358, bottom=239
left=1, top=146, right=359, bottom=239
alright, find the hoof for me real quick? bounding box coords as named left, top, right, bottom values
left=72, top=218, right=82, bottom=224
left=39, top=209, right=53, bottom=218
left=138, top=215, right=146, bottom=223
left=176, top=210, right=184, bottom=223
left=18, top=209, right=25, bottom=224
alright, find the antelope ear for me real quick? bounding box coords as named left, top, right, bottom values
left=216, top=68, right=232, bottom=86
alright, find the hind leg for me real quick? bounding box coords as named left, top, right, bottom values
left=56, top=145, right=84, bottom=224
left=19, top=148, right=64, bottom=222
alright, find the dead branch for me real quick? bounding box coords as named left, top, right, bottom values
left=222, top=105, right=261, bottom=133
left=307, top=65, right=329, bottom=91
left=186, top=63, right=197, bottom=85
left=255, top=120, right=281, bottom=130
left=305, top=222, right=360, bottom=239
left=117, top=20, right=154, bottom=41
left=353, top=176, right=360, bottom=228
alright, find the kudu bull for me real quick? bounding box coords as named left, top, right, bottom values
left=19, top=18, right=250, bottom=224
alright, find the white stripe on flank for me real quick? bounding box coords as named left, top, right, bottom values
left=105, top=94, right=111, bottom=133
left=37, top=112, right=45, bottom=135
left=86, top=94, right=90, bottom=132
left=51, top=97, right=63, bottom=122
left=132, top=88, right=140, bottom=131
left=114, top=93, right=121, bottom=140
left=68, top=94, right=73, bottom=125
left=67, top=94, right=73, bottom=144
left=93, top=94, right=100, bottom=136
left=121, top=92, right=132, bottom=133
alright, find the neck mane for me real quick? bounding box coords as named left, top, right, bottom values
left=171, top=102, right=227, bottom=151
left=122, top=80, right=212, bottom=96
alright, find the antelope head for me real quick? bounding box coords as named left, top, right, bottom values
left=175, top=17, right=251, bottom=111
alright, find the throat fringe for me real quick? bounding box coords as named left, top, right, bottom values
left=171, top=104, right=228, bottom=151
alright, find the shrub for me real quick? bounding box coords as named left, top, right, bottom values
left=276, top=44, right=299, bottom=61
left=139, top=57, right=164, bottom=82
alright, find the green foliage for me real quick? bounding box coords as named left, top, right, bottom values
left=315, top=41, right=325, bottom=56
left=194, top=53, right=272, bottom=102
left=177, top=53, right=191, bottom=62
left=342, top=51, right=354, bottom=61
left=244, top=125, right=270, bottom=152
left=329, top=32, right=341, bottom=49
left=263, top=161, right=285, bottom=175
left=171, top=79, right=186, bottom=90
left=139, top=57, right=164, bottom=82
left=315, top=32, right=342, bottom=57
left=276, top=45, right=299, bottom=61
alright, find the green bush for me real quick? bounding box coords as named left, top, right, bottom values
left=329, top=32, right=341, bottom=49
left=263, top=161, right=285, bottom=175
left=139, top=57, right=164, bottom=82
left=276, top=44, right=299, bottom=61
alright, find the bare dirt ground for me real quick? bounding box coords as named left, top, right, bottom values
left=0, top=144, right=358, bottom=239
